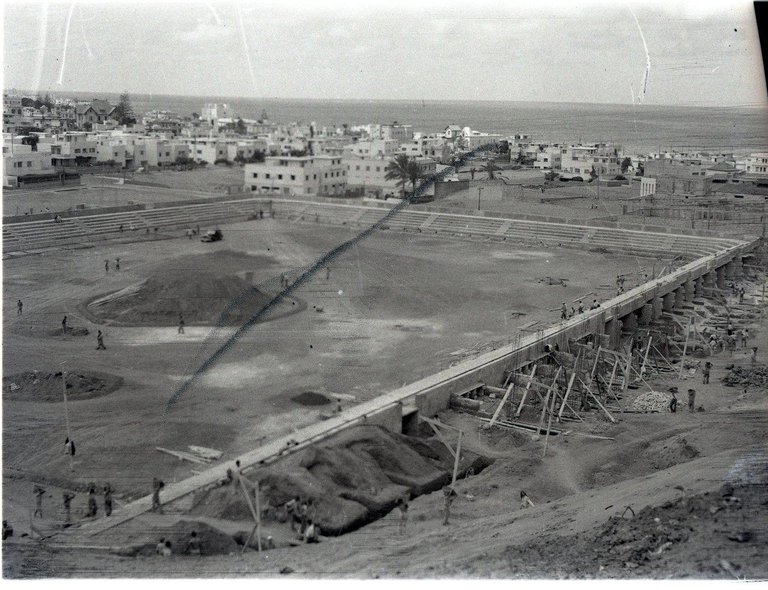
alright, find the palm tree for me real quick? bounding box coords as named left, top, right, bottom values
left=406, top=160, right=426, bottom=196
left=385, top=153, right=410, bottom=198
left=483, top=159, right=498, bottom=181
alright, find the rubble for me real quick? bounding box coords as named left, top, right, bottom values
left=628, top=390, right=672, bottom=413
left=721, top=365, right=768, bottom=387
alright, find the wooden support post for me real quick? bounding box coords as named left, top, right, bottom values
left=580, top=380, right=616, bottom=423
left=424, top=419, right=457, bottom=459
left=488, top=383, right=514, bottom=428
left=590, top=345, right=602, bottom=383
left=451, top=431, right=462, bottom=487
left=542, top=382, right=558, bottom=457
left=514, top=363, right=538, bottom=418
left=640, top=336, right=653, bottom=377
left=622, top=351, right=632, bottom=395
left=255, top=480, right=262, bottom=553
left=651, top=345, right=676, bottom=371
left=536, top=382, right=554, bottom=436
left=607, top=359, right=618, bottom=392
left=678, top=316, right=692, bottom=379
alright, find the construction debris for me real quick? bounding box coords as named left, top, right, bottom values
left=721, top=365, right=768, bottom=387
left=629, top=391, right=672, bottom=413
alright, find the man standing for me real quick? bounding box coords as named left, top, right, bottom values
left=152, top=478, right=164, bottom=513
left=742, top=328, right=749, bottom=348
left=103, top=483, right=114, bottom=517
left=702, top=361, right=712, bottom=385
left=62, top=315, right=68, bottom=334
left=284, top=496, right=299, bottom=532
left=396, top=496, right=409, bottom=535
left=33, top=485, right=45, bottom=518
left=442, top=485, right=457, bottom=525
left=62, top=491, right=75, bottom=525
left=560, top=302, right=568, bottom=320
left=17, top=299, right=22, bottom=315
left=115, top=258, right=120, bottom=271
left=669, top=391, right=678, bottom=413
left=105, top=260, right=109, bottom=274
left=520, top=491, right=535, bottom=509
left=86, top=483, right=98, bottom=517
left=687, top=388, right=696, bottom=413
left=178, top=314, right=185, bottom=334
left=185, top=531, right=202, bottom=555
left=96, top=330, right=106, bottom=350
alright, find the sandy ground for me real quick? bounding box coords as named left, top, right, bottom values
left=2, top=216, right=640, bottom=504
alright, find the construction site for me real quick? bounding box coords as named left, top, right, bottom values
left=3, top=176, right=768, bottom=579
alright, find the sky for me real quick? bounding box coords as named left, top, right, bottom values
left=3, top=0, right=767, bottom=107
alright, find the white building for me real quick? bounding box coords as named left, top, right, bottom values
left=344, top=156, right=436, bottom=196
left=533, top=146, right=562, bottom=170
left=744, top=153, right=768, bottom=175
left=245, top=155, right=347, bottom=196
left=560, top=143, right=621, bottom=177
left=201, top=103, right=234, bottom=129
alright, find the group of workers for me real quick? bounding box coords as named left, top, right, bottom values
left=560, top=298, right=601, bottom=320
left=30, top=481, right=115, bottom=524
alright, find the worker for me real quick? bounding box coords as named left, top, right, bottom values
left=738, top=285, right=745, bottom=303
left=560, top=302, right=567, bottom=320
left=33, top=484, right=45, bottom=518
left=184, top=531, right=202, bottom=555
left=727, top=322, right=734, bottom=336
left=304, top=519, right=319, bottom=543
left=115, top=258, right=120, bottom=271
left=152, top=478, right=164, bottom=513
left=161, top=540, right=172, bottom=556
left=2, top=520, right=13, bottom=540
left=742, top=328, right=749, bottom=348
left=702, top=361, right=712, bottom=385
left=687, top=388, right=696, bottom=413
left=396, top=496, right=409, bottom=535
left=577, top=301, right=584, bottom=314
left=17, top=299, right=22, bottom=315
left=61, top=315, right=68, bottom=334
left=156, top=538, right=166, bottom=555
left=64, top=436, right=76, bottom=456
left=591, top=299, right=600, bottom=310
left=103, top=482, right=114, bottom=517
left=299, top=499, right=309, bottom=534
left=326, top=267, right=331, bottom=280
left=284, top=496, right=300, bottom=531
left=442, top=485, right=457, bottom=526
left=520, top=490, right=535, bottom=509
left=86, top=483, right=98, bottom=517
left=62, top=491, right=75, bottom=524
left=105, top=259, right=109, bottom=273
left=751, top=346, right=758, bottom=365
left=178, top=314, right=185, bottom=334
left=96, top=330, right=106, bottom=350
left=669, top=391, right=678, bottom=413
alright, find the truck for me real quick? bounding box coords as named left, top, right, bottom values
left=201, top=229, right=223, bottom=242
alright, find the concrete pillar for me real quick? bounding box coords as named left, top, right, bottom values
left=694, top=278, right=703, bottom=297
left=684, top=280, right=695, bottom=302
left=725, top=261, right=736, bottom=280
left=639, top=303, right=654, bottom=326
left=663, top=292, right=676, bottom=312
left=653, top=297, right=664, bottom=320
left=621, top=312, right=638, bottom=332
left=675, top=287, right=686, bottom=307
left=704, top=271, right=717, bottom=288
left=604, top=318, right=620, bottom=349
left=735, top=256, right=744, bottom=278
left=716, top=266, right=726, bottom=289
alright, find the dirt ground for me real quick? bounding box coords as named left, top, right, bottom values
left=3, top=196, right=765, bottom=579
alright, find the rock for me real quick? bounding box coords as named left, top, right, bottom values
left=279, top=566, right=294, bottom=575
left=8, top=383, right=19, bottom=391
left=727, top=531, right=752, bottom=543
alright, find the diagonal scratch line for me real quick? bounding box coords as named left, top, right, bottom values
left=164, top=143, right=498, bottom=414
left=235, top=3, right=258, bottom=95
left=627, top=5, right=651, bottom=102
left=32, top=2, right=49, bottom=92
left=57, top=2, right=76, bottom=86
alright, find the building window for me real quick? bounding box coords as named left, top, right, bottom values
left=278, top=174, right=283, bottom=180
left=266, top=173, right=271, bottom=179
left=290, top=175, right=296, bottom=180
left=253, top=173, right=258, bottom=178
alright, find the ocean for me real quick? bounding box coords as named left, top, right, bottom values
left=65, top=91, right=768, bottom=156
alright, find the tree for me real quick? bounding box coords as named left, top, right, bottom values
left=21, top=135, right=39, bottom=152
left=620, top=157, right=632, bottom=173
left=191, top=112, right=199, bottom=120
left=246, top=151, right=265, bottom=164
left=113, top=92, right=136, bottom=125
left=483, top=159, right=498, bottom=180
left=42, top=93, right=53, bottom=109
left=406, top=160, right=425, bottom=195
left=385, top=153, right=411, bottom=198
left=235, top=118, right=247, bottom=135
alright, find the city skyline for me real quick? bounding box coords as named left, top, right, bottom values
left=4, top=0, right=767, bottom=108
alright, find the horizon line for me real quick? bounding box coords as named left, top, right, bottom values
left=5, top=88, right=766, bottom=110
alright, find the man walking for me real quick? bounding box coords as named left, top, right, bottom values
left=742, top=328, right=749, bottom=348
left=96, top=330, right=106, bottom=350
left=396, top=496, right=409, bottom=535
left=17, top=299, right=22, bottom=315
left=702, top=361, right=712, bottom=385
left=669, top=390, right=678, bottom=413
left=86, top=483, right=98, bottom=517
left=560, top=302, right=568, bottom=320
left=687, top=388, right=696, bottom=413
left=62, top=315, right=68, bottom=334
left=105, top=260, right=109, bottom=274
left=33, top=485, right=45, bottom=518
left=520, top=490, right=535, bottom=509
left=152, top=478, right=164, bottom=513
left=115, top=258, right=120, bottom=271
left=178, top=314, right=185, bottom=334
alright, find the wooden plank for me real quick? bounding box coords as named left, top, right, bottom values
left=678, top=316, right=692, bottom=378
left=188, top=445, right=223, bottom=461
left=488, top=383, right=514, bottom=427
left=476, top=416, right=561, bottom=436
left=424, top=419, right=457, bottom=459
left=640, top=336, right=653, bottom=377
left=156, top=447, right=208, bottom=465
left=451, top=431, right=462, bottom=487
left=590, top=345, right=602, bottom=382
left=580, top=380, right=616, bottom=423
left=514, top=363, right=538, bottom=417
left=542, top=382, right=558, bottom=457
left=558, top=351, right=580, bottom=420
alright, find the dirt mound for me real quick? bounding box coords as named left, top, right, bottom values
left=495, top=483, right=768, bottom=579
left=647, top=435, right=700, bottom=471
left=119, top=519, right=240, bottom=557
left=87, top=273, right=273, bottom=326
left=189, top=425, right=491, bottom=536
left=721, top=365, right=768, bottom=388
left=3, top=370, right=123, bottom=402
left=629, top=391, right=672, bottom=413
left=46, top=326, right=90, bottom=337
left=291, top=391, right=331, bottom=406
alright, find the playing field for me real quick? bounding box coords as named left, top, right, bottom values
left=2, top=215, right=649, bottom=500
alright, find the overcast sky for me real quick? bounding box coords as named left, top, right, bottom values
left=3, top=0, right=767, bottom=107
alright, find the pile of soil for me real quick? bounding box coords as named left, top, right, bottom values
left=3, top=370, right=123, bottom=402
left=87, top=273, right=273, bottom=326
left=291, top=391, right=331, bottom=406
left=494, top=483, right=767, bottom=579
left=647, top=435, right=700, bottom=471
left=46, top=326, right=90, bottom=337
left=629, top=391, right=672, bottom=413
left=721, top=365, right=768, bottom=388
left=118, top=520, right=240, bottom=557
left=189, top=425, right=492, bottom=536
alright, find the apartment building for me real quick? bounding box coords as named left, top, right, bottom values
left=344, top=156, right=437, bottom=196
left=245, top=155, right=347, bottom=196
left=560, top=143, right=621, bottom=177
